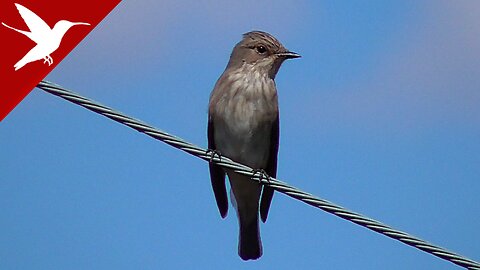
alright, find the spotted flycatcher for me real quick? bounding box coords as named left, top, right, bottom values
left=208, top=31, right=299, bottom=260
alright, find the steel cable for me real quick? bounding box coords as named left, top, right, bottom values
left=37, top=80, right=479, bottom=270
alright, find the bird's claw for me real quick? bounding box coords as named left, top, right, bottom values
left=43, top=55, right=53, bottom=66
left=206, top=149, right=222, bottom=163
left=252, top=169, right=270, bottom=184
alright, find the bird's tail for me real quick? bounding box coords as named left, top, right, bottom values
left=14, top=58, right=27, bottom=71
left=229, top=173, right=263, bottom=260
left=238, top=216, right=262, bottom=260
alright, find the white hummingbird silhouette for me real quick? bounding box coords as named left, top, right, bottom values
left=2, top=3, right=90, bottom=71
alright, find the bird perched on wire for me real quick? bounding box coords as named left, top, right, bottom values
left=208, top=31, right=300, bottom=260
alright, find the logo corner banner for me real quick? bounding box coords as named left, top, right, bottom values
left=0, top=0, right=121, bottom=121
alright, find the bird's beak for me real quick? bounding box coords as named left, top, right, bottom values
left=276, top=51, right=301, bottom=59
left=74, top=22, right=90, bottom=26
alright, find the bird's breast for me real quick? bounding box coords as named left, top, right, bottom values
left=223, top=66, right=278, bottom=125
left=210, top=66, right=278, bottom=167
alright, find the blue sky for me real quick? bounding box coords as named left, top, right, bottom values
left=2, top=1, right=479, bottom=269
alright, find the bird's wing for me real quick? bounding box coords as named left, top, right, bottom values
left=1, top=22, right=35, bottom=40
left=260, top=114, right=279, bottom=223
left=208, top=116, right=228, bottom=218
left=15, top=3, right=51, bottom=44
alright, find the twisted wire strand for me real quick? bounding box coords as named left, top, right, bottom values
left=37, top=80, right=479, bottom=270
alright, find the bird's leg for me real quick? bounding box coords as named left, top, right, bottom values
left=42, top=55, right=53, bottom=65
left=252, top=169, right=270, bottom=185
left=206, top=149, right=222, bottom=163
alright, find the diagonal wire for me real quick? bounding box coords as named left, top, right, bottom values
left=36, top=80, right=479, bottom=270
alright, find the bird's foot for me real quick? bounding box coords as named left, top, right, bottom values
left=252, top=169, right=270, bottom=184
left=42, top=55, right=53, bottom=66
left=206, top=149, right=222, bottom=163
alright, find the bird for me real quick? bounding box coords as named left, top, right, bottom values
left=208, top=31, right=300, bottom=260
left=2, top=3, right=90, bottom=71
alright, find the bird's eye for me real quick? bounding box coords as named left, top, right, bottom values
left=256, top=45, right=267, bottom=54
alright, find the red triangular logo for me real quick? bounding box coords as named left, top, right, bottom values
left=0, top=1, right=121, bottom=121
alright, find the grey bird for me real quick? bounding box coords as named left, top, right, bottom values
left=208, top=31, right=300, bottom=260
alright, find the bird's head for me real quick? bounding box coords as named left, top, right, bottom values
left=227, top=31, right=300, bottom=79
left=53, top=20, right=90, bottom=34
